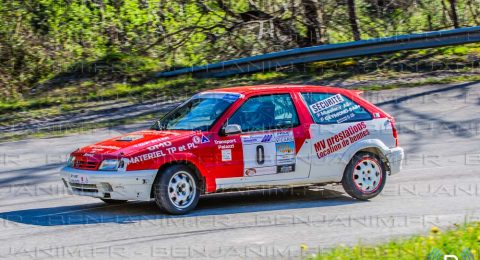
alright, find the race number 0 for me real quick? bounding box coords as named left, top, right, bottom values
left=256, top=145, right=265, bottom=165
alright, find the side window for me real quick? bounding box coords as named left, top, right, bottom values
left=301, top=92, right=372, bottom=124
left=228, top=94, right=299, bottom=132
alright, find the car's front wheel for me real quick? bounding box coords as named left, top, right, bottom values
left=341, top=152, right=387, bottom=200
left=153, top=165, right=200, bottom=214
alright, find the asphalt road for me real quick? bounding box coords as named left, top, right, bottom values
left=0, top=82, right=479, bottom=259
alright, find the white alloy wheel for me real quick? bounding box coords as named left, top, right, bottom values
left=167, top=171, right=197, bottom=209
left=352, top=157, right=382, bottom=193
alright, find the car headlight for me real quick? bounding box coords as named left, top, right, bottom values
left=98, top=159, right=119, bottom=171
left=66, top=155, right=76, bottom=167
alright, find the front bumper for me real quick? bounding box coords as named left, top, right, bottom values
left=386, top=147, right=404, bottom=175
left=60, top=167, right=157, bottom=201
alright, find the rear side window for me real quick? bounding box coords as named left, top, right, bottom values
left=301, top=92, right=372, bottom=124
left=228, top=94, right=299, bottom=132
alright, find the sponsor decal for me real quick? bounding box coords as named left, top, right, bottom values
left=129, top=150, right=166, bottom=164
left=276, top=141, right=296, bottom=165
left=116, top=135, right=143, bottom=141
left=215, top=139, right=236, bottom=149
left=242, top=131, right=296, bottom=176
left=214, top=139, right=236, bottom=145
left=261, top=134, right=273, bottom=142
left=218, top=144, right=234, bottom=149
left=274, top=131, right=295, bottom=142
left=241, top=134, right=268, bottom=144
left=310, top=95, right=365, bottom=124
left=221, top=149, right=232, bottom=162
left=146, top=141, right=172, bottom=151
left=245, top=168, right=256, bottom=177
left=141, top=131, right=180, bottom=136
left=223, top=93, right=241, bottom=101
left=276, top=154, right=296, bottom=165
left=132, top=137, right=170, bottom=148
left=313, top=121, right=370, bottom=159
left=165, top=142, right=198, bottom=154
left=192, top=136, right=201, bottom=144
left=308, top=94, right=369, bottom=124
left=90, top=145, right=121, bottom=150
left=83, top=153, right=95, bottom=157
left=191, top=135, right=209, bottom=145
left=277, top=164, right=295, bottom=173
left=276, top=142, right=295, bottom=155
left=244, top=166, right=277, bottom=176
left=129, top=142, right=198, bottom=164
left=319, top=104, right=360, bottom=123
left=70, top=174, right=89, bottom=184
left=309, top=94, right=344, bottom=114
left=241, top=131, right=294, bottom=145
left=201, top=135, right=210, bottom=143
left=336, top=113, right=355, bottom=123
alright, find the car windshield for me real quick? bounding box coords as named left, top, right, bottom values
left=152, top=92, right=240, bottom=131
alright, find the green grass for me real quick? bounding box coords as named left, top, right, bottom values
left=2, top=43, right=480, bottom=114
left=1, top=71, right=480, bottom=142
left=310, top=223, right=480, bottom=259
left=3, top=72, right=479, bottom=142
left=2, top=69, right=479, bottom=114
left=1, top=44, right=480, bottom=142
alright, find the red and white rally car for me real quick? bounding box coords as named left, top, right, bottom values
left=61, top=85, right=404, bottom=214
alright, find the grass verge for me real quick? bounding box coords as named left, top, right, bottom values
left=310, top=223, right=480, bottom=259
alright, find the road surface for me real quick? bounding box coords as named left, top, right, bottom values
left=0, top=82, right=479, bottom=259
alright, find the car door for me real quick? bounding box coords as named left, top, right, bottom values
left=214, top=93, right=311, bottom=189
left=300, top=92, right=380, bottom=182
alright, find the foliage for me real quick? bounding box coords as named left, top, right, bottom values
left=311, top=222, right=480, bottom=259
left=0, top=0, right=479, bottom=100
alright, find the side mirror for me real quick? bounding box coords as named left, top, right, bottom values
left=224, top=124, right=242, bottom=135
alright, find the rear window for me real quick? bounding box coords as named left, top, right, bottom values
left=301, top=92, right=372, bottom=124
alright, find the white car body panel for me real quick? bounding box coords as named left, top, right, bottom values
left=60, top=167, right=156, bottom=201
left=216, top=118, right=404, bottom=190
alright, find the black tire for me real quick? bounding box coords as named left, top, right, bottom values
left=152, top=164, right=200, bottom=215
left=341, top=152, right=387, bottom=200
left=100, top=198, right=128, bottom=204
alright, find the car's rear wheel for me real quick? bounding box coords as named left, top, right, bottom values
left=100, top=198, right=128, bottom=204
left=341, top=152, right=386, bottom=200
left=153, top=165, right=200, bottom=215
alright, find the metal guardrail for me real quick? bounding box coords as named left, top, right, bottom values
left=156, top=26, right=480, bottom=78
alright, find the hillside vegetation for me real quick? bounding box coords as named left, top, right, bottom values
left=1, top=0, right=480, bottom=141
left=1, top=0, right=480, bottom=101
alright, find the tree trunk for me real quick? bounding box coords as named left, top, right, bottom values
left=427, top=14, right=433, bottom=31
left=466, top=0, right=480, bottom=25
left=347, top=0, right=361, bottom=41
left=448, top=0, right=460, bottom=28
left=300, top=0, right=325, bottom=46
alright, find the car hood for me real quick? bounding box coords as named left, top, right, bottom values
left=73, top=129, right=196, bottom=157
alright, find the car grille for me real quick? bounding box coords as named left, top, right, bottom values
left=69, top=183, right=98, bottom=193
left=73, top=159, right=99, bottom=170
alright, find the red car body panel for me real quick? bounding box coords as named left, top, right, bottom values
left=69, top=85, right=395, bottom=193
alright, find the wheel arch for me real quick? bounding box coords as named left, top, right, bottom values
left=341, top=139, right=391, bottom=175
left=150, top=160, right=206, bottom=199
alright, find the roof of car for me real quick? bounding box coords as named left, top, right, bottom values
left=207, top=84, right=362, bottom=96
